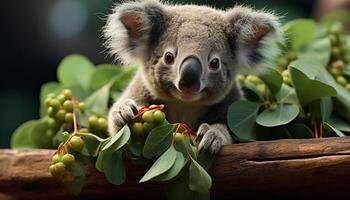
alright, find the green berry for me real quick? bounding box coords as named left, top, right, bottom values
left=143, top=122, right=154, bottom=134
left=52, top=154, right=62, bottom=164
left=277, top=57, right=289, bottom=67
left=55, top=110, right=66, bottom=123
left=57, top=94, right=66, bottom=105
left=334, top=60, right=345, bottom=69
left=174, top=132, right=184, bottom=144
left=78, top=102, right=86, bottom=112
left=47, top=107, right=56, bottom=118
left=329, top=68, right=341, bottom=77
left=153, top=110, right=165, bottom=123
left=142, top=111, right=154, bottom=123
left=48, top=118, right=58, bottom=129
left=246, top=75, right=261, bottom=85
left=236, top=74, right=245, bottom=84
left=45, top=97, right=53, bottom=107
left=46, top=129, right=55, bottom=138
left=69, top=136, right=84, bottom=152
left=49, top=162, right=66, bottom=177
left=256, top=84, right=267, bottom=95
left=336, top=76, right=347, bottom=86
left=269, top=103, right=278, bottom=111
left=62, top=89, right=73, bottom=100
left=88, top=116, right=99, bottom=128
left=346, top=84, right=350, bottom=92
left=281, top=70, right=289, bottom=77
left=63, top=100, right=73, bottom=112
left=97, top=118, right=108, bottom=131
left=65, top=113, right=73, bottom=123
left=132, top=122, right=144, bottom=136
left=63, top=123, right=73, bottom=132
left=50, top=99, right=61, bottom=110
left=62, top=154, right=75, bottom=167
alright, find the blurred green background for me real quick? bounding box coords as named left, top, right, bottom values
left=0, top=0, right=316, bottom=148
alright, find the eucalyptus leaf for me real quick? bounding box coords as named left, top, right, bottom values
left=140, top=145, right=177, bottom=183
left=257, top=67, right=283, bottom=95
left=197, top=151, right=215, bottom=171
left=103, top=150, right=126, bottom=185
left=227, top=100, right=259, bottom=141
left=10, top=120, right=38, bottom=149
left=143, top=124, right=175, bottom=159
left=111, top=66, right=137, bottom=92
left=102, top=125, right=129, bottom=151
left=89, top=65, right=123, bottom=91
left=154, top=151, right=186, bottom=182
left=85, top=84, right=111, bottom=116
left=289, top=67, right=337, bottom=105
left=189, top=158, right=212, bottom=194
left=57, top=54, right=94, bottom=91
left=283, top=19, right=317, bottom=51
left=323, top=122, right=346, bottom=137
left=31, top=118, right=53, bottom=149
left=256, top=104, right=299, bottom=127
left=67, top=162, right=86, bottom=196
left=95, top=150, right=106, bottom=172
left=276, top=84, right=298, bottom=104
left=327, top=116, right=350, bottom=132
left=80, top=133, right=103, bottom=157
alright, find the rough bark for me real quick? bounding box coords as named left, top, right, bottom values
left=2, top=137, right=350, bottom=199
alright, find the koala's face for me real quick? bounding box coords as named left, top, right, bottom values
left=105, top=0, right=280, bottom=105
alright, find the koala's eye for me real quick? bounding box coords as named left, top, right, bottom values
left=164, top=52, right=175, bottom=65
left=209, top=58, right=220, bottom=71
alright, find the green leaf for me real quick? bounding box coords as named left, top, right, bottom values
left=283, top=19, right=317, bottom=51
left=154, top=151, right=186, bottom=182
left=323, top=122, right=345, bottom=137
left=227, top=100, right=259, bottom=141
left=31, top=119, right=53, bottom=149
left=320, top=97, right=333, bottom=121
left=89, top=64, right=123, bottom=91
left=257, top=67, right=283, bottom=95
left=102, top=126, right=129, bottom=151
left=140, top=145, right=177, bottom=183
left=57, top=54, right=94, bottom=91
left=39, top=82, right=62, bottom=117
left=287, top=123, right=313, bottom=139
left=189, top=158, right=212, bottom=194
left=256, top=104, right=299, bottom=127
left=80, top=133, right=103, bottom=157
left=111, top=66, right=137, bottom=91
left=289, top=67, right=337, bottom=105
left=298, top=37, right=331, bottom=68
left=327, top=116, right=350, bottom=132
left=102, top=150, right=126, bottom=185
left=342, top=63, right=350, bottom=76
left=67, top=162, right=85, bottom=196
left=11, top=120, right=37, bottom=149
left=143, top=124, right=175, bottom=159
left=95, top=150, right=106, bottom=172
left=85, top=84, right=110, bottom=116
left=276, top=84, right=298, bottom=104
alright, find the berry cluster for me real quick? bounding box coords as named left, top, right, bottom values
left=49, top=153, right=76, bottom=183
left=44, top=89, right=85, bottom=139
left=326, top=22, right=350, bottom=91
left=277, top=51, right=297, bottom=70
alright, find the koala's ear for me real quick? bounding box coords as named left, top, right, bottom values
left=104, top=0, right=167, bottom=64
left=226, top=6, right=282, bottom=68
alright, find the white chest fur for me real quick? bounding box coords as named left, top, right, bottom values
left=163, top=102, right=208, bottom=130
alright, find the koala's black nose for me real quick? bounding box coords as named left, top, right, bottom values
left=179, top=57, right=202, bottom=93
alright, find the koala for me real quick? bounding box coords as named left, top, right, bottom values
left=104, top=0, right=281, bottom=154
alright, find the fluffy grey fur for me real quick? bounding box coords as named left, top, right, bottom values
left=104, top=0, right=282, bottom=154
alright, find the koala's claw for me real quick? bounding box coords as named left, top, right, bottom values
left=197, top=123, right=232, bottom=154
left=108, top=99, right=139, bottom=135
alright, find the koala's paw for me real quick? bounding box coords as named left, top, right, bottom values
left=196, top=123, right=232, bottom=154
left=108, top=99, right=139, bottom=135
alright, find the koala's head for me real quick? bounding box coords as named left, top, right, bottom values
left=104, top=0, right=281, bottom=105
